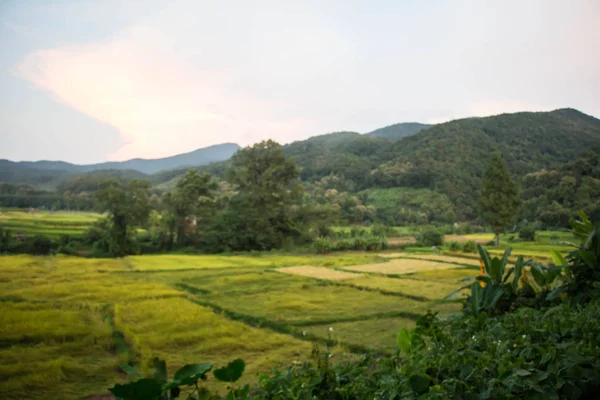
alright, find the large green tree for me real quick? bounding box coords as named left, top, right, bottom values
left=480, top=152, right=521, bottom=246
left=95, top=179, right=152, bottom=256
left=213, top=140, right=303, bottom=251
left=162, top=170, right=217, bottom=247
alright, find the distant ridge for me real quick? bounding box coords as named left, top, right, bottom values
left=1, top=143, right=241, bottom=175
left=366, top=122, right=431, bottom=140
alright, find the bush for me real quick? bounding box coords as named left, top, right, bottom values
left=414, top=227, right=444, bottom=247
left=519, top=225, right=536, bottom=241
left=313, top=238, right=333, bottom=254
left=462, top=240, right=477, bottom=253
left=447, top=241, right=461, bottom=252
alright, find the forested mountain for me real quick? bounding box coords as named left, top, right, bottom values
left=2, top=108, right=600, bottom=226
left=520, top=147, right=600, bottom=226
left=365, top=122, right=431, bottom=140
left=0, top=142, right=239, bottom=180
left=372, top=108, right=600, bottom=219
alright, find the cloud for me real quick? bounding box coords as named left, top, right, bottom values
left=14, top=25, right=316, bottom=161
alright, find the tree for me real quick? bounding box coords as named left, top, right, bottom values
left=163, top=170, right=218, bottom=247
left=95, top=179, right=152, bottom=256
left=479, top=152, right=521, bottom=246
left=213, top=140, right=303, bottom=251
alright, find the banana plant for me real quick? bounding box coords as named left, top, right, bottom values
left=445, top=245, right=530, bottom=315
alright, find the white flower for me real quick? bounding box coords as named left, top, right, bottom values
left=328, top=327, right=333, bottom=332
left=302, top=331, right=307, bottom=336
left=471, top=335, right=476, bottom=340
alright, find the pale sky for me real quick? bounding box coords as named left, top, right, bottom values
left=1, top=0, right=599, bottom=164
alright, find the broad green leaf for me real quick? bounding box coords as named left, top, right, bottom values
left=470, top=282, right=482, bottom=316
left=550, top=250, right=567, bottom=266
left=579, top=250, right=597, bottom=269
left=409, top=373, right=431, bottom=394
left=396, top=328, right=412, bottom=354
left=500, top=247, right=512, bottom=279
left=119, top=363, right=141, bottom=377
left=486, top=287, right=504, bottom=310
left=151, top=358, right=167, bottom=383
left=546, top=286, right=567, bottom=301
left=173, top=363, right=213, bottom=386
left=530, top=265, right=546, bottom=287
left=477, top=244, right=492, bottom=276
left=109, top=379, right=162, bottom=400
left=490, top=257, right=503, bottom=284
left=213, top=359, right=245, bottom=383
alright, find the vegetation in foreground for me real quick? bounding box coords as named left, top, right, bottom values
left=0, top=251, right=473, bottom=400
left=107, top=212, right=600, bottom=399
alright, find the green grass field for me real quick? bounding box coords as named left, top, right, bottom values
left=0, top=210, right=102, bottom=237
left=0, top=252, right=476, bottom=399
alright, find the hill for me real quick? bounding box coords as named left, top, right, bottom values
left=365, top=122, right=431, bottom=140
left=0, top=143, right=240, bottom=187
left=81, top=143, right=240, bottom=174
left=373, top=108, right=600, bottom=219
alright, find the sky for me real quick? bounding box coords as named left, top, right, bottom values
left=0, top=0, right=599, bottom=164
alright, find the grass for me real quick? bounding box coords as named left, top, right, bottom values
left=276, top=266, right=364, bottom=281
left=114, top=297, right=313, bottom=389
left=303, top=317, right=418, bottom=351
left=0, top=252, right=475, bottom=399
left=0, top=210, right=101, bottom=237
left=0, top=301, right=120, bottom=400
left=343, top=259, right=464, bottom=275
left=206, top=285, right=434, bottom=324
left=348, top=275, right=462, bottom=300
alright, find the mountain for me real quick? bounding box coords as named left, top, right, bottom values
left=81, top=143, right=240, bottom=174
left=366, top=122, right=431, bottom=140
left=372, top=108, right=600, bottom=219
left=0, top=143, right=241, bottom=187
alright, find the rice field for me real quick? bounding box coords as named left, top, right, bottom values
left=0, top=252, right=475, bottom=399
left=276, top=266, right=364, bottom=280
left=0, top=210, right=102, bottom=237
left=343, top=258, right=464, bottom=275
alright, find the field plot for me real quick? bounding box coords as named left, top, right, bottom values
left=0, top=302, right=120, bottom=400
left=114, top=298, right=312, bottom=387
left=0, top=252, right=469, bottom=400
left=349, top=275, right=461, bottom=300
left=304, top=316, right=417, bottom=351
left=277, top=266, right=363, bottom=280
left=0, top=210, right=101, bottom=237
left=381, top=253, right=481, bottom=267
left=343, top=258, right=463, bottom=275
left=207, top=285, right=432, bottom=324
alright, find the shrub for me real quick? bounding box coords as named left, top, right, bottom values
left=414, top=227, right=444, bottom=247
left=519, top=225, right=536, bottom=241
left=314, top=238, right=333, bottom=254
left=447, top=241, right=461, bottom=252
left=462, top=240, right=477, bottom=253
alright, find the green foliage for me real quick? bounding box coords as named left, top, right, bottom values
left=246, top=303, right=600, bottom=399
left=94, top=179, right=152, bottom=256
left=313, top=236, right=387, bottom=253
left=110, top=357, right=247, bottom=400
left=447, top=240, right=461, bottom=252
left=518, top=224, right=536, bottom=241
left=480, top=152, right=521, bottom=245
left=359, top=187, right=456, bottom=225
left=461, top=240, right=477, bottom=253
left=414, top=227, right=444, bottom=247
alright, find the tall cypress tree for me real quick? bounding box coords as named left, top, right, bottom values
left=480, top=152, right=521, bottom=246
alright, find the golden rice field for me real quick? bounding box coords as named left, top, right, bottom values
left=0, top=252, right=478, bottom=400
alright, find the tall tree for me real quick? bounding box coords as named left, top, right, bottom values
left=95, top=179, right=152, bottom=256
left=214, top=140, right=303, bottom=251
left=163, top=170, right=218, bottom=247
left=480, top=153, right=521, bottom=246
